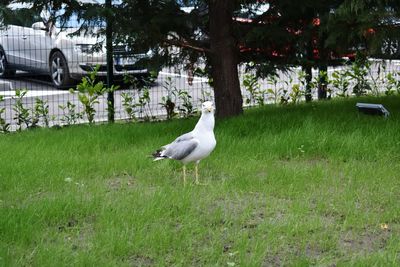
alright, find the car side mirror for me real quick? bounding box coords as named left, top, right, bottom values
left=32, top=21, right=47, bottom=31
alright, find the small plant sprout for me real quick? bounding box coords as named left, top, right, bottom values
left=12, top=89, right=31, bottom=131
left=32, top=98, right=50, bottom=128
left=160, top=77, right=177, bottom=120
left=59, top=101, right=82, bottom=126
left=243, top=73, right=265, bottom=106
left=121, top=92, right=137, bottom=121
left=331, top=69, right=350, bottom=97
left=177, top=89, right=194, bottom=118
left=137, top=87, right=153, bottom=121
left=347, top=55, right=372, bottom=96
left=267, top=74, right=281, bottom=105
left=0, top=95, right=10, bottom=133
left=123, top=73, right=154, bottom=121
left=385, top=71, right=400, bottom=96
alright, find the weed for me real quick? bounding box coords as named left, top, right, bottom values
left=0, top=95, right=10, bottom=133
left=59, top=101, right=82, bottom=126
left=160, top=77, right=177, bottom=120
left=331, top=69, right=350, bottom=97
left=72, top=66, right=118, bottom=124
left=12, top=89, right=31, bottom=131
left=32, top=98, right=50, bottom=128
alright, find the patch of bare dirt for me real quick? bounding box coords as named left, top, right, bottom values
left=107, top=172, right=135, bottom=191
left=127, top=255, right=154, bottom=267
left=57, top=215, right=96, bottom=251
left=339, top=228, right=392, bottom=255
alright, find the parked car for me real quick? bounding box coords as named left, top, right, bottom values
left=0, top=0, right=151, bottom=88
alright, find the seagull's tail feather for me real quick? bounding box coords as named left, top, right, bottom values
left=152, top=149, right=167, bottom=161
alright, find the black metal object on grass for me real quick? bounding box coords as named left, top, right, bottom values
left=356, top=103, right=390, bottom=117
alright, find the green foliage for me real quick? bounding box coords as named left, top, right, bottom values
left=137, top=87, right=152, bottom=121
left=313, top=70, right=331, bottom=99
left=385, top=72, right=400, bottom=96
left=121, top=92, right=137, bottom=121
left=0, top=95, right=10, bottom=133
left=160, top=77, right=177, bottom=120
left=347, top=58, right=372, bottom=97
left=32, top=98, right=50, bottom=128
left=59, top=101, right=82, bottom=126
left=10, top=0, right=400, bottom=118
left=243, top=73, right=265, bottom=106
left=123, top=74, right=154, bottom=121
left=121, top=88, right=154, bottom=122
left=12, top=89, right=31, bottom=131
left=289, top=70, right=308, bottom=104
left=289, top=84, right=303, bottom=104
left=177, top=89, right=194, bottom=118
left=332, top=69, right=350, bottom=97
left=266, top=74, right=282, bottom=105
left=72, top=66, right=118, bottom=124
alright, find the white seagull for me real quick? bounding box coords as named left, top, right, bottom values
left=152, top=101, right=217, bottom=185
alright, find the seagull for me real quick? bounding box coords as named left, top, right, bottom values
left=152, top=101, right=216, bottom=185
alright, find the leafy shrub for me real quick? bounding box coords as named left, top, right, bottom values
left=243, top=73, right=265, bottom=106
left=385, top=71, right=400, bottom=96
left=177, top=89, right=194, bottom=118
left=32, top=98, right=50, bottom=128
left=121, top=92, right=137, bottom=121
left=123, top=74, right=154, bottom=121
left=331, top=69, right=350, bottom=97
left=72, top=66, right=118, bottom=124
left=12, top=89, right=31, bottom=131
left=0, top=96, right=10, bottom=133
left=347, top=56, right=372, bottom=96
left=59, top=101, right=82, bottom=126
left=266, top=74, right=282, bottom=105
left=160, top=77, right=177, bottom=120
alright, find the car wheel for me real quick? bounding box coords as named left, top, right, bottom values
left=50, top=51, right=73, bottom=88
left=381, top=39, right=400, bottom=58
left=0, top=48, right=16, bottom=78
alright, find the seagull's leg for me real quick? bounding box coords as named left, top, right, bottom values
left=183, top=165, right=187, bottom=186
left=195, top=162, right=199, bottom=184
left=195, top=161, right=206, bottom=185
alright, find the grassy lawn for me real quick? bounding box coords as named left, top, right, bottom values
left=1, top=96, right=400, bottom=266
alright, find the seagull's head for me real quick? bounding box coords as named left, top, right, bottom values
left=201, top=101, right=215, bottom=114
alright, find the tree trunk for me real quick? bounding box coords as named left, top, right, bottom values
left=209, top=0, right=243, bottom=118
left=304, top=37, right=314, bottom=102
left=317, top=33, right=329, bottom=100
left=317, top=65, right=328, bottom=100
left=304, top=65, right=313, bottom=102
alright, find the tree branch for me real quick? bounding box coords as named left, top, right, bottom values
left=164, top=34, right=211, bottom=54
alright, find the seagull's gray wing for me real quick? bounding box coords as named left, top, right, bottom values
left=163, top=132, right=199, bottom=160
left=172, top=132, right=194, bottom=143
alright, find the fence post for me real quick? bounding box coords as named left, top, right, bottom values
left=106, top=0, right=114, bottom=122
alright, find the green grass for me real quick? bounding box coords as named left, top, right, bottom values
left=1, top=96, right=400, bottom=266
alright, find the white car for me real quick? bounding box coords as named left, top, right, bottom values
left=0, top=1, right=150, bottom=88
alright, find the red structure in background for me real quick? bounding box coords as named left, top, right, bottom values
left=233, top=2, right=397, bottom=64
